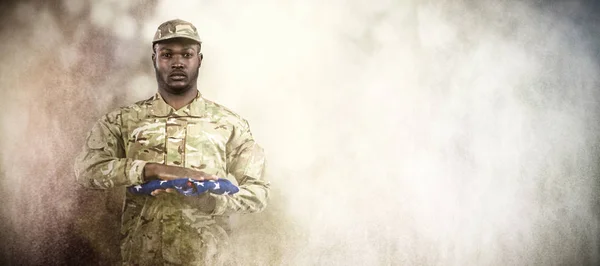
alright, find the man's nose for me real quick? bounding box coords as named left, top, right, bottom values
left=171, top=56, right=184, bottom=69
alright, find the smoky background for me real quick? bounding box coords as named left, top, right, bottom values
left=0, top=0, right=599, bottom=265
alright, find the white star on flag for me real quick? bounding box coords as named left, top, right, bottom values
left=160, top=180, right=167, bottom=185
left=195, top=182, right=204, bottom=186
left=223, top=191, right=229, bottom=195
left=214, top=182, right=220, bottom=190
left=134, top=185, right=142, bottom=191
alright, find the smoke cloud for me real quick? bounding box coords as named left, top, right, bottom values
left=0, top=0, right=598, bottom=265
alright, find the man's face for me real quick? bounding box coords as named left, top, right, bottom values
left=153, top=38, right=202, bottom=94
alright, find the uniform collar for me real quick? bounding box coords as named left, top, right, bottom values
left=148, top=90, right=206, bottom=117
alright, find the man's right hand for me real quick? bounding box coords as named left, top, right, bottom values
left=141, top=163, right=218, bottom=196
left=143, top=163, right=218, bottom=182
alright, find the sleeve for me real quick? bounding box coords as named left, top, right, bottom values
left=74, top=111, right=147, bottom=189
left=211, top=119, right=271, bottom=215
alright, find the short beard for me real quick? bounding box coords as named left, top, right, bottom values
left=155, top=67, right=199, bottom=95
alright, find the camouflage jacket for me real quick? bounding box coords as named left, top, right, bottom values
left=74, top=91, right=270, bottom=265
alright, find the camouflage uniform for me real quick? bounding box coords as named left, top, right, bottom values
left=74, top=91, right=269, bottom=265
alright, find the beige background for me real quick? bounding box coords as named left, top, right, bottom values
left=0, top=0, right=599, bottom=265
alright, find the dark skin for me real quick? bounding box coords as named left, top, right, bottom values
left=142, top=38, right=217, bottom=197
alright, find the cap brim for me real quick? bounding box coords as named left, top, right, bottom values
left=152, top=35, right=202, bottom=44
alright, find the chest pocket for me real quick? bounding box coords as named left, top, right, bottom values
left=126, top=120, right=166, bottom=163
left=185, top=122, right=228, bottom=176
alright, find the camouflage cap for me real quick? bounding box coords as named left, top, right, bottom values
left=152, top=19, right=202, bottom=45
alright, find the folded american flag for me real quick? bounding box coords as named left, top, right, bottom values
left=127, top=178, right=239, bottom=196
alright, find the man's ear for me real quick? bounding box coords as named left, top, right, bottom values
left=151, top=53, right=157, bottom=69
left=198, top=53, right=203, bottom=68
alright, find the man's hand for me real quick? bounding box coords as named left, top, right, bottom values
left=143, top=163, right=219, bottom=182
left=150, top=188, right=179, bottom=196
left=151, top=187, right=218, bottom=214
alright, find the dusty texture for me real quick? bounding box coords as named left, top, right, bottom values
left=0, top=0, right=599, bottom=265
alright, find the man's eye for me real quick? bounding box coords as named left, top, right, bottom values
left=161, top=53, right=171, bottom=58
left=183, top=53, right=192, bottom=58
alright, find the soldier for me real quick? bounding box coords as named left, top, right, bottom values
left=74, top=19, right=270, bottom=265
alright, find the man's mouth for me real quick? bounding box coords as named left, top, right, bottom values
left=169, top=72, right=187, bottom=81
